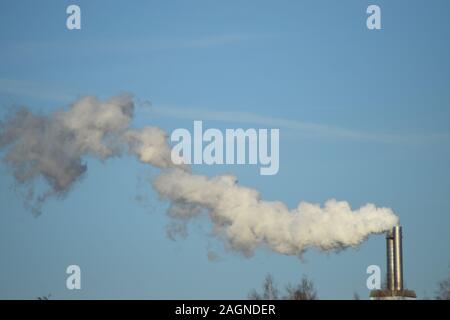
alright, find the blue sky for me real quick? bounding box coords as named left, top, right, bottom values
left=0, top=0, right=449, bottom=299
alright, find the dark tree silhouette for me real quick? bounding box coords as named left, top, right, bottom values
left=248, top=274, right=279, bottom=300
left=284, top=276, right=317, bottom=300
left=248, top=274, right=318, bottom=300
left=435, top=265, right=450, bottom=300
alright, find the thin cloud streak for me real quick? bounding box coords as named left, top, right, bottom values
left=0, top=79, right=75, bottom=103
left=1, top=79, right=448, bottom=145
left=1, top=34, right=259, bottom=59
left=150, top=105, right=450, bottom=144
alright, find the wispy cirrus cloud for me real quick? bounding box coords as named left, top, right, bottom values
left=0, top=79, right=75, bottom=103
left=149, top=105, right=450, bottom=144
left=1, top=33, right=260, bottom=59
left=1, top=78, right=448, bottom=145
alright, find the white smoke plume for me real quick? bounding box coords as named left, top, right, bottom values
left=0, top=94, right=172, bottom=213
left=153, top=169, right=398, bottom=256
left=0, top=94, right=399, bottom=255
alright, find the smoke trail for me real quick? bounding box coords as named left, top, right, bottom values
left=153, top=169, right=398, bottom=256
left=0, top=94, right=399, bottom=255
left=0, top=94, right=168, bottom=213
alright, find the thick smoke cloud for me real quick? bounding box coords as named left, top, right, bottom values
left=124, top=127, right=175, bottom=169
left=0, top=94, right=165, bottom=212
left=0, top=95, right=133, bottom=191
left=153, top=169, right=398, bottom=256
left=0, top=94, right=399, bottom=255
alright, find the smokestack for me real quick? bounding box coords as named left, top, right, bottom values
left=386, top=229, right=395, bottom=291
left=386, top=225, right=403, bottom=292
left=393, top=225, right=403, bottom=291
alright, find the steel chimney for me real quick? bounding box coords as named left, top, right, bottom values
left=393, top=225, right=403, bottom=291
left=386, top=229, right=395, bottom=291
left=386, top=225, right=403, bottom=292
